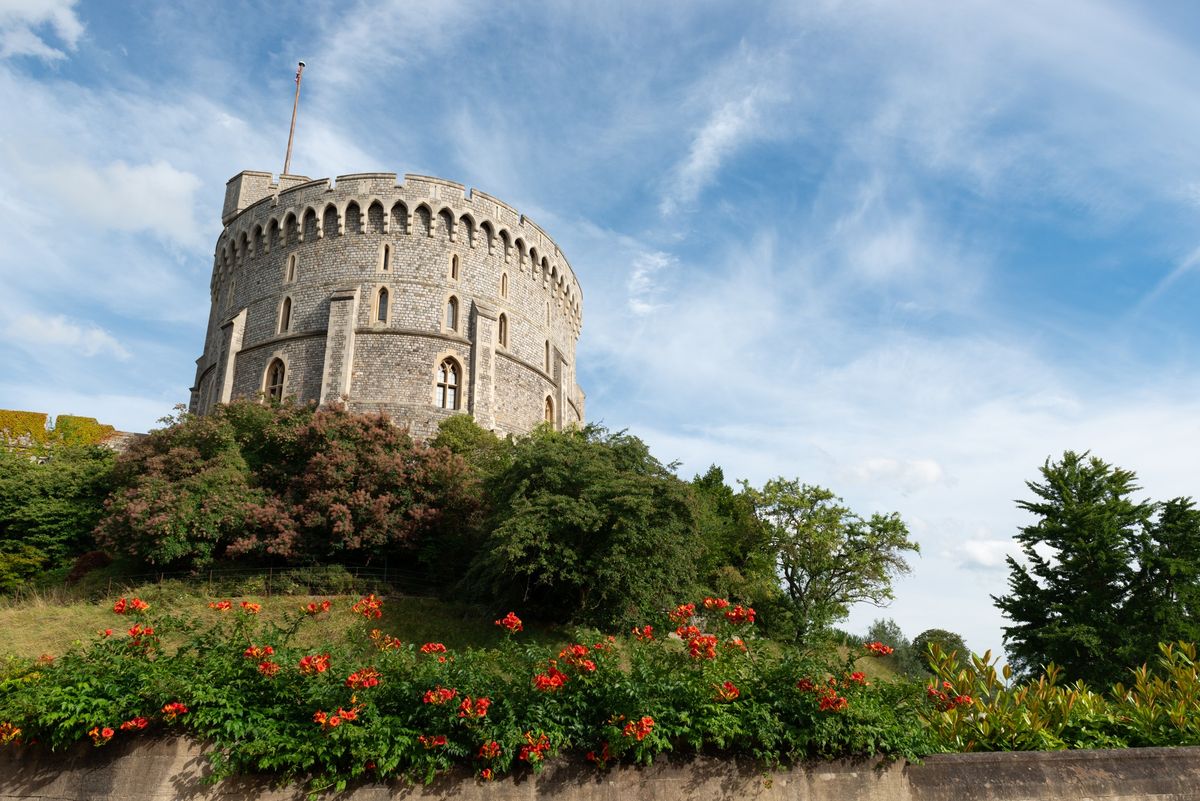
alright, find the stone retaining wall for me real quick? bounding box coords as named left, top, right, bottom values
left=1, top=740, right=1198, bottom=800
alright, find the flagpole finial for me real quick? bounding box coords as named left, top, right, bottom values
left=283, top=61, right=306, bottom=176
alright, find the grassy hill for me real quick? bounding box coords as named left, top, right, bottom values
left=0, top=579, right=900, bottom=683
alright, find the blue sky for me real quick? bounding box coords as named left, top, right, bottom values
left=3, top=1, right=1200, bottom=658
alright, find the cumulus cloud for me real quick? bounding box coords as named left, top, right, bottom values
left=953, top=538, right=1020, bottom=572
left=0, top=0, right=83, bottom=60
left=843, top=457, right=945, bottom=495
left=2, top=312, right=130, bottom=360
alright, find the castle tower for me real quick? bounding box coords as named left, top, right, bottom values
left=190, top=170, right=585, bottom=438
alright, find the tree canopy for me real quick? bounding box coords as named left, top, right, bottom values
left=744, top=479, right=919, bottom=645
left=464, top=424, right=702, bottom=628
left=994, top=451, right=1200, bottom=685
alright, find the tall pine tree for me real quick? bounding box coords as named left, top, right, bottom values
left=995, top=451, right=1200, bottom=686
left=994, top=451, right=1153, bottom=686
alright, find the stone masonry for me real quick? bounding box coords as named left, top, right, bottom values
left=190, top=171, right=585, bottom=439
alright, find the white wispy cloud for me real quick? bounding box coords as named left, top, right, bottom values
left=0, top=0, right=83, bottom=60
left=36, top=160, right=204, bottom=248
left=2, top=312, right=130, bottom=360
left=626, top=251, right=674, bottom=316
left=660, top=91, right=772, bottom=216
left=1134, top=245, right=1200, bottom=316
left=658, top=44, right=789, bottom=217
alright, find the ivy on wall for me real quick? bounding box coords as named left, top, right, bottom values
left=0, top=410, right=118, bottom=450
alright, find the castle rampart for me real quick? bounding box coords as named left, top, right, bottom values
left=191, top=170, right=585, bottom=438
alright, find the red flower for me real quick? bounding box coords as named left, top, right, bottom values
left=518, top=731, right=551, bottom=762
left=668, top=603, right=696, bottom=624
left=112, top=597, right=148, bottom=614
left=423, top=686, right=458, bottom=705
left=299, top=653, right=331, bottom=675
left=703, top=597, right=730, bottom=610
left=369, top=629, right=404, bottom=650
left=314, top=707, right=358, bottom=730
left=632, top=625, right=654, bottom=641
left=688, top=634, right=719, bottom=660
left=418, top=734, right=448, bottom=749
left=119, top=717, right=148, bottom=731
left=352, top=594, right=383, bottom=619
left=458, top=696, right=491, bottom=718
left=818, top=690, right=848, bottom=712
left=494, top=611, right=523, bottom=633
left=724, top=605, right=755, bottom=624
left=0, top=722, right=21, bottom=745
left=796, top=678, right=816, bottom=692
left=726, top=637, right=747, bottom=653
left=88, top=726, right=114, bottom=746
left=257, top=661, right=280, bottom=677
left=622, top=715, right=655, bottom=741
left=127, top=624, right=155, bottom=647
left=99, top=628, right=113, bottom=638
left=865, top=641, right=894, bottom=656
left=715, top=681, right=740, bottom=702
left=346, top=668, right=381, bottom=689
left=161, top=702, right=188, bottom=721
left=480, top=768, right=494, bottom=781
left=478, top=740, right=501, bottom=759
left=586, top=741, right=612, bottom=764
left=844, top=671, right=868, bottom=686
left=302, top=600, right=332, bottom=615
left=208, top=600, right=232, bottom=612
left=243, top=644, right=274, bottom=660
left=419, top=642, right=448, bottom=655
left=240, top=601, right=261, bottom=615
left=558, top=644, right=598, bottom=672
left=532, top=664, right=569, bottom=691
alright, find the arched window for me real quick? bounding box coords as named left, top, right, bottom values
left=545, top=396, right=554, bottom=426
left=446, top=296, right=458, bottom=331
left=278, top=297, right=292, bottom=334
left=376, top=287, right=389, bottom=324
left=545, top=340, right=551, bottom=372
left=500, top=272, right=508, bottom=298
left=437, top=358, right=460, bottom=409
left=450, top=254, right=460, bottom=280
left=381, top=244, right=390, bottom=272
left=265, top=359, right=285, bottom=402
left=286, top=254, right=297, bottom=282
left=498, top=313, right=508, bottom=348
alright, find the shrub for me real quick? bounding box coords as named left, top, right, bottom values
left=96, top=401, right=480, bottom=570
left=465, top=425, right=703, bottom=628
left=0, top=595, right=932, bottom=792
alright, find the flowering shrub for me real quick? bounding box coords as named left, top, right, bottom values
left=0, top=594, right=940, bottom=793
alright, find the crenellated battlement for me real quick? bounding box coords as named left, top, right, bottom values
left=214, top=170, right=583, bottom=327
left=195, top=167, right=586, bottom=440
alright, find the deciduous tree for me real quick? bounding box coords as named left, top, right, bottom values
left=744, top=479, right=919, bottom=645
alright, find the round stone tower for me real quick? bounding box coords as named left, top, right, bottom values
left=190, top=170, right=584, bottom=438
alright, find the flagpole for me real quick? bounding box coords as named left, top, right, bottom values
left=282, top=61, right=306, bottom=176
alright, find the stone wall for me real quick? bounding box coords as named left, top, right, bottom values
left=191, top=171, right=586, bottom=439
left=1, top=740, right=1197, bottom=801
